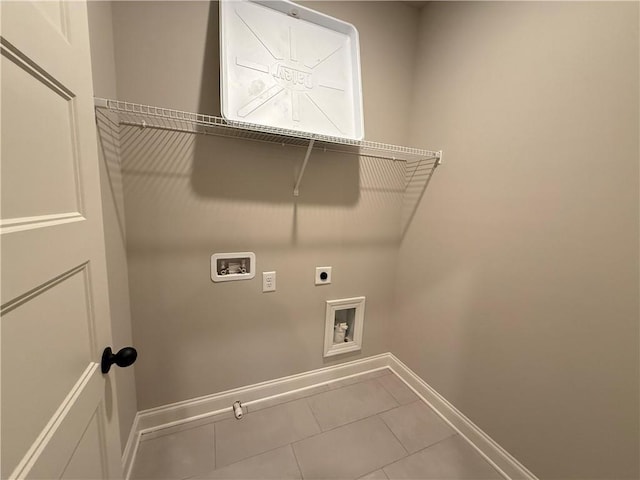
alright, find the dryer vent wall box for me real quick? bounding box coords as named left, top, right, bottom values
left=219, top=0, right=364, bottom=140
left=211, top=252, right=256, bottom=282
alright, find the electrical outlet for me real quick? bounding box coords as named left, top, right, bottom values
left=262, top=271, right=276, bottom=292
left=315, top=266, right=332, bottom=285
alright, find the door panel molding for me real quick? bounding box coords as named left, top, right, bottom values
left=32, top=1, right=70, bottom=42
left=0, top=262, right=87, bottom=314
left=9, top=363, right=104, bottom=479
left=0, top=212, right=85, bottom=235
left=1, top=39, right=84, bottom=222
left=1, top=38, right=75, bottom=100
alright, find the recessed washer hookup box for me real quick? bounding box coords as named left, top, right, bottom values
left=219, top=0, right=364, bottom=140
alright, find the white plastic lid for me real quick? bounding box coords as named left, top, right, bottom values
left=220, top=0, right=364, bottom=140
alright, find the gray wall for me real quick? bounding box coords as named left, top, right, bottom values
left=86, top=0, right=138, bottom=453
left=394, top=2, right=639, bottom=478
left=109, top=1, right=420, bottom=409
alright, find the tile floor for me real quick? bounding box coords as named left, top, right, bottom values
left=131, top=369, right=503, bottom=479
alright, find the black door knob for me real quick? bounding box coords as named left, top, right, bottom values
left=101, top=346, right=137, bottom=374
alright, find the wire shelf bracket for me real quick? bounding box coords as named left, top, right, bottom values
left=293, top=139, right=315, bottom=197
left=94, top=98, right=443, bottom=196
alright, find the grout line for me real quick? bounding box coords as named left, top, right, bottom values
left=211, top=398, right=324, bottom=471
left=372, top=377, right=402, bottom=409
left=302, top=396, right=323, bottom=434
left=375, top=375, right=402, bottom=404
left=291, top=402, right=402, bottom=444
left=246, top=384, right=330, bottom=415
left=212, top=442, right=303, bottom=475
left=289, top=443, right=305, bottom=480
left=378, top=434, right=461, bottom=476
left=375, top=397, right=458, bottom=456
left=376, top=412, right=409, bottom=457
left=288, top=411, right=404, bottom=480
left=359, top=467, right=390, bottom=480
left=415, top=433, right=460, bottom=455
left=213, top=420, right=217, bottom=470
left=288, top=378, right=399, bottom=444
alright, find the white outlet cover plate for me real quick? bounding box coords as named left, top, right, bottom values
left=263, top=271, right=276, bottom=292
left=315, top=266, right=332, bottom=285
left=219, top=0, right=364, bottom=140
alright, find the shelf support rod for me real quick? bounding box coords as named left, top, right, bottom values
left=293, top=139, right=315, bottom=197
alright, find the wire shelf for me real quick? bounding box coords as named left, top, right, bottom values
left=94, top=98, right=441, bottom=163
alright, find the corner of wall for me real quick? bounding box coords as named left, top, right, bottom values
left=86, top=0, right=139, bottom=458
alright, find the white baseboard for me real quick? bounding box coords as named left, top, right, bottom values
left=136, top=353, right=390, bottom=433
left=121, top=413, right=139, bottom=480
left=386, top=353, right=537, bottom=480
left=122, top=353, right=537, bottom=480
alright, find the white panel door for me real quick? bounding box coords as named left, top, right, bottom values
left=1, top=1, right=123, bottom=478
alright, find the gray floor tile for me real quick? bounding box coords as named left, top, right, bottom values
left=377, top=374, right=419, bottom=405
left=193, top=445, right=301, bottom=479
left=383, top=435, right=503, bottom=479
left=307, top=379, right=398, bottom=430
left=215, top=399, right=320, bottom=468
left=358, top=469, right=389, bottom=479
left=131, top=423, right=215, bottom=480
left=130, top=373, right=508, bottom=480
left=246, top=384, right=330, bottom=413
left=379, top=401, right=455, bottom=453
left=293, top=416, right=407, bottom=479
left=327, top=368, right=392, bottom=390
